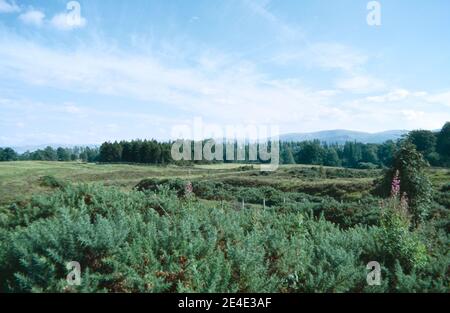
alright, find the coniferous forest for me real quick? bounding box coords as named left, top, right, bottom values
left=2, top=122, right=450, bottom=168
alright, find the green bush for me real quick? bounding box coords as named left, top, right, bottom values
left=357, top=162, right=378, bottom=170
left=0, top=184, right=447, bottom=293
left=39, top=175, right=66, bottom=189
left=377, top=143, right=433, bottom=226
left=376, top=208, right=428, bottom=272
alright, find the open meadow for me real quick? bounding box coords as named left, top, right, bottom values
left=1, top=161, right=448, bottom=205
left=0, top=161, right=382, bottom=205
left=0, top=160, right=449, bottom=292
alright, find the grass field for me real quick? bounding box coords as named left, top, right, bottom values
left=1, top=161, right=448, bottom=206
left=0, top=161, right=190, bottom=205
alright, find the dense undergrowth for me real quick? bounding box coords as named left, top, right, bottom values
left=136, top=178, right=382, bottom=228
left=0, top=182, right=448, bottom=293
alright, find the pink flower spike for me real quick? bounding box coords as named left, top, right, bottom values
left=391, top=170, right=400, bottom=198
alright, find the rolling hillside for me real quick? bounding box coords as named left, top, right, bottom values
left=280, top=129, right=409, bottom=144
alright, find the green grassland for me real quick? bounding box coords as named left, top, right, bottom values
left=0, top=161, right=197, bottom=205
left=1, top=161, right=448, bottom=206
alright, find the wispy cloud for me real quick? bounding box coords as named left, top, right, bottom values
left=0, top=96, right=190, bottom=145
left=308, top=43, right=368, bottom=72
left=19, top=9, right=45, bottom=27
left=273, top=42, right=387, bottom=95
left=341, top=87, right=450, bottom=131
left=335, top=74, right=385, bottom=94
left=0, top=0, right=19, bottom=13
left=427, top=91, right=450, bottom=107
left=244, top=0, right=303, bottom=41
left=0, top=33, right=341, bottom=132
left=7, top=1, right=87, bottom=30
left=0, top=1, right=449, bottom=146
left=50, top=11, right=87, bottom=30
left=273, top=42, right=368, bottom=71
left=366, top=89, right=427, bottom=103
left=1, top=29, right=449, bottom=139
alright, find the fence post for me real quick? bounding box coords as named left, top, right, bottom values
left=263, top=198, right=266, bottom=209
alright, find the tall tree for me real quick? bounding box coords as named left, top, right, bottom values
left=377, top=140, right=397, bottom=167
left=99, top=143, right=118, bottom=162
left=281, top=145, right=296, bottom=164
left=131, top=141, right=142, bottom=163
left=343, top=142, right=362, bottom=167
left=111, top=142, right=122, bottom=162
left=296, top=140, right=324, bottom=165
left=140, top=141, right=153, bottom=163
left=379, top=142, right=432, bottom=226
left=43, top=146, right=57, bottom=161
left=436, top=122, right=450, bottom=160
left=56, top=147, right=70, bottom=161
left=407, top=130, right=436, bottom=155
left=324, top=148, right=340, bottom=167
left=0, top=148, right=18, bottom=161
left=361, top=144, right=379, bottom=164
left=121, top=141, right=133, bottom=162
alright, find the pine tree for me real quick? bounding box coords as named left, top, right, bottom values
left=281, top=145, right=295, bottom=164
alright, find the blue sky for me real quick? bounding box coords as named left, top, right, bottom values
left=1, top=0, right=450, bottom=146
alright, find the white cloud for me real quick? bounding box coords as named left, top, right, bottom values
left=0, top=34, right=341, bottom=131
left=19, top=10, right=45, bottom=27
left=363, top=88, right=450, bottom=110
left=335, top=75, right=385, bottom=94
left=427, top=91, right=450, bottom=107
left=366, top=89, right=411, bottom=102
left=0, top=0, right=19, bottom=13
left=0, top=97, right=189, bottom=145
left=274, top=43, right=368, bottom=73
left=244, top=0, right=303, bottom=41
left=51, top=12, right=87, bottom=30
left=0, top=33, right=449, bottom=138
left=341, top=88, right=450, bottom=131
left=402, top=110, right=425, bottom=121
left=64, top=104, right=82, bottom=114
left=16, top=5, right=87, bottom=30
left=309, top=43, right=368, bottom=72
left=189, top=16, right=199, bottom=23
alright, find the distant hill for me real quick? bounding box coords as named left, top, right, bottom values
left=280, top=129, right=409, bottom=144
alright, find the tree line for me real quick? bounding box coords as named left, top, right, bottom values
left=1, top=122, right=449, bottom=168
left=98, top=140, right=172, bottom=164
left=279, top=140, right=396, bottom=168
left=280, top=122, right=450, bottom=168
left=0, top=146, right=99, bottom=162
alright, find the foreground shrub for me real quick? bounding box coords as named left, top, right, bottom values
left=377, top=143, right=433, bottom=226
left=376, top=206, right=428, bottom=272
left=39, top=175, right=66, bottom=189
left=0, top=185, right=447, bottom=293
